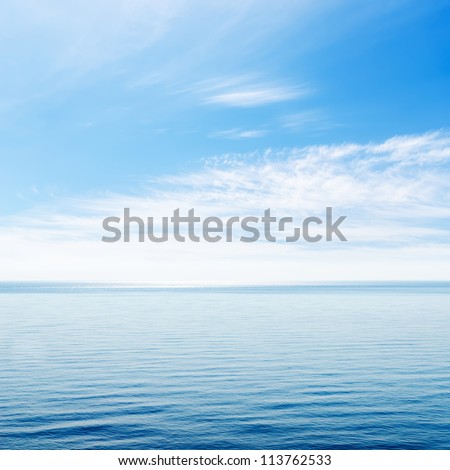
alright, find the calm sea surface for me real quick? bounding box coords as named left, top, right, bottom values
left=0, top=282, right=449, bottom=449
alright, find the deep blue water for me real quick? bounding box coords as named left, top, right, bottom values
left=0, top=282, right=449, bottom=449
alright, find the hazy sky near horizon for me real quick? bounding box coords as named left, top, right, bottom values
left=1, top=0, right=450, bottom=282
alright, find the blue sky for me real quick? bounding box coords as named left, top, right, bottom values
left=1, top=0, right=450, bottom=282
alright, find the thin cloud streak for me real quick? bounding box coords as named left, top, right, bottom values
left=210, top=129, right=268, bottom=139
left=205, top=86, right=305, bottom=107
left=184, top=76, right=310, bottom=108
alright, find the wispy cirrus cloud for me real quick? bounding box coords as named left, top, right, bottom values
left=1, top=0, right=187, bottom=71
left=160, top=130, right=450, bottom=225
left=205, top=84, right=306, bottom=107
left=183, top=75, right=310, bottom=108
left=210, top=128, right=268, bottom=139
left=281, top=110, right=336, bottom=133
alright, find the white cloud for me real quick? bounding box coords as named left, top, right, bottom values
left=210, top=128, right=267, bottom=139
left=281, top=110, right=336, bottom=133
left=1, top=130, right=450, bottom=282
left=205, top=85, right=305, bottom=107
left=1, top=0, right=187, bottom=70
left=0, top=0, right=422, bottom=122
left=182, top=75, right=309, bottom=108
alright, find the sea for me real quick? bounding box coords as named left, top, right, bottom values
left=0, top=282, right=449, bottom=449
